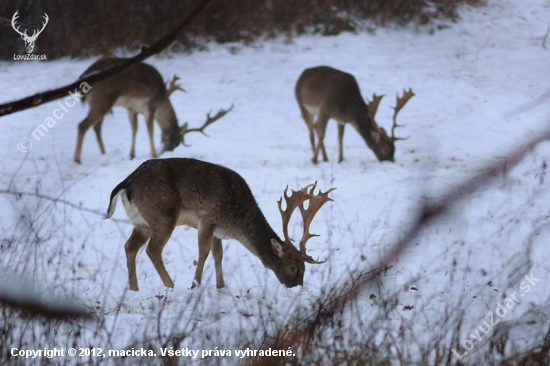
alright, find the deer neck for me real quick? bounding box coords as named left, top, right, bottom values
left=353, top=111, right=395, bottom=162
left=155, top=99, right=178, bottom=133
left=350, top=107, right=380, bottom=150
left=155, top=99, right=180, bottom=152
left=234, top=210, right=283, bottom=270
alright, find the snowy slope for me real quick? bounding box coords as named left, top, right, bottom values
left=1, top=0, right=550, bottom=363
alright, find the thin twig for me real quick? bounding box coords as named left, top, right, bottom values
left=251, top=127, right=550, bottom=361
left=503, top=88, right=550, bottom=117
left=0, top=189, right=130, bottom=224
left=543, top=19, right=550, bottom=48
left=0, top=0, right=214, bottom=117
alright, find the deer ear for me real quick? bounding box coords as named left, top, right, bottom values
left=271, top=239, right=286, bottom=258
left=370, top=131, right=381, bottom=143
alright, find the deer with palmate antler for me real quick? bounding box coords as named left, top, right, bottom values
left=295, top=66, right=414, bottom=164
left=73, top=57, right=233, bottom=164
left=105, top=158, right=335, bottom=290
left=11, top=11, right=49, bottom=53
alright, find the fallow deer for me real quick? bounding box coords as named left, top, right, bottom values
left=295, top=66, right=414, bottom=164
left=73, top=57, right=232, bottom=164
left=105, top=158, right=335, bottom=291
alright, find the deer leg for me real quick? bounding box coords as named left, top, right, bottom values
left=128, top=110, right=138, bottom=159
left=211, top=237, right=225, bottom=289
left=298, top=103, right=316, bottom=154
left=145, top=110, right=158, bottom=158
left=92, top=119, right=106, bottom=155
left=74, top=115, right=105, bottom=164
left=313, top=114, right=330, bottom=163
left=125, top=227, right=151, bottom=291
left=74, top=98, right=114, bottom=164
left=337, top=123, right=345, bottom=163
left=308, top=127, right=316, bottom=154
left=192, top=220, right=216, bottom=288
left=145, top=225, right=176, bottom=289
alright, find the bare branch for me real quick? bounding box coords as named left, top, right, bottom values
left=543, top=19, right=550, bottom=48
left=0, top=280, right=93, bottom=320
left=0, top=0, right=215, bottom=117
left=503, top=88, right=550, bottom=117
left=0, top=189, right=131, bottom=224
left=252, top=126, right=550, bottom=360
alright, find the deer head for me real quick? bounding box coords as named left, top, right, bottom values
left=367, top=88, right=415, bottom=162
left=11, top=11, right=49, bottom=53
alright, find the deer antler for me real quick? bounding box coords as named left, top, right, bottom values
left=391, top=88, right=414, bottom=141
left=180, top=104, right=233, bottom=146
left=32, top=13, right=48, bottom=39
left=12, top=12, right=48, bottom=40
left=298, top=184, right=336, bottom=254
left=4, top=13, right=30, bottom=29
left=278, top=184, right=315, bottom=245
left=166, top=75, right=185, bottom=96
left=11, top=11, right=27, bottom=37
left=277, top=182, right=335, bottom=264
left=367, top=93, right=385, bottom=120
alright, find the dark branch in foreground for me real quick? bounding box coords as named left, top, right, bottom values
left=249, top=127, right=550, bottom=363
left=0, top=281, right=92, bottom=320
left=0, top=0, right=214, bottom=117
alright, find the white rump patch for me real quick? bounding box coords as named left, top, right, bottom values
left=304, top=104, right=320, bottom=116
left=115, top=96, right=150, bottom=116
left=121, top=191, right=149, bottom=228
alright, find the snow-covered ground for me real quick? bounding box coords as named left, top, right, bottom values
left=1, top=0, right=550, bottom=363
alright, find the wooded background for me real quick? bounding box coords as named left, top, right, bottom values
left=0, top=0, right=480, bottom=60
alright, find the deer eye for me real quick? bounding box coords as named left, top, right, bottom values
left=288, top=265, right=297, bottom=274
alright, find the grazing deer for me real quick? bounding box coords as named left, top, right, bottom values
left=105, top=158, right=335, bottom=291
left=295, top=66, right=414, bottom=164
left=73, top=57, right=232, bottom=164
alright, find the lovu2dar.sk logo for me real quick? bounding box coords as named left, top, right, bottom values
left=11, top=11, right=48, bottom=60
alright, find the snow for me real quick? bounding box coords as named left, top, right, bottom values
left=1, top=0, right=550, bottom=363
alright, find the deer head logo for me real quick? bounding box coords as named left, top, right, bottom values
left=11, top=11, right=49, bottom=54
